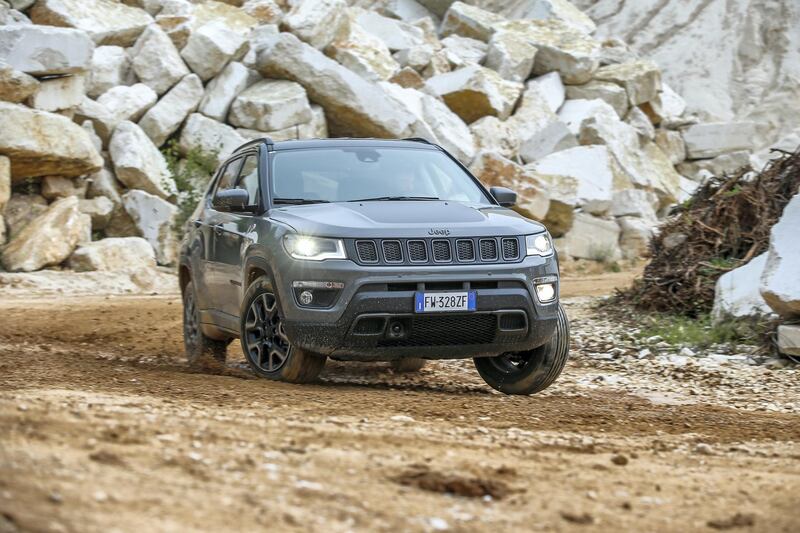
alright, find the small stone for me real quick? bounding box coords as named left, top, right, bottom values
left=611, top=454, right=628, bottom=466
left=694, top=443, right=714, bottom=455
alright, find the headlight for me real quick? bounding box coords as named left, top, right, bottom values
left=525, top=233, right=553, bottom=256
left=284, top=235, right=347, bottom=261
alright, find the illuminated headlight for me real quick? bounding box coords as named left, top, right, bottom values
left=535, top=283, right=556, bottom=302
left=284, top=235, right=346, bottom=261
left=525, top=233, right=553, bottom=256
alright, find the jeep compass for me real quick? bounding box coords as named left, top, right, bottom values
left=179, top=137, right=569, bottom=395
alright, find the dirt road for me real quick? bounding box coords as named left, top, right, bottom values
left=1, top=272, right=799, bottom=532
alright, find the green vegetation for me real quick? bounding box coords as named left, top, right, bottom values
left=161, top=140, right=218, bottom=234
left=636, top=313, right=770, bottom=347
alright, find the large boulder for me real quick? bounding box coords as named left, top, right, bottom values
left=86, top=164, right=123, bottom=208
left=682, top=122, right=757, bottom=159
left=179, top=113, right=246, bottom=165
left=609, top=189, right=658, bottom=220
left=41, top=176, right=87, bottom=201
left=28, top=74, right=86, bottom=112
left=326, top=18, right=399, bottom=82
left=121, top=189, right=178, bottom=265
left=130, top=24, right=190, bottom=96
left=440, top=35, right=487, bottom=67
left=759, top=194, right=800, bottom=317
left=244, top=0, right=284, bottom=25
left=0, top=25, right=94, bottom=76
left=593, top=60, right=661, bottom=106
left=564, top=80, right=628, bottom=117
left=527, top=72, right=564, bottom=113
left=777, top=325, right=800, bottom=357
left=96, top=83, right=157, bottom=124
left=640, top=83, right=686, bottom=125
left=425, top=65, right=522, bottom=124
left=676, top=150, right=751, bottom=181
left=617, top=216, right=654, bottom=260
left=73, top=97, right=117, bottom=144
left=469, top=151, right=549, bottom=220
left=712, top=253, right=772, bottom=322
left=495, top=19, right=599, bottom=84
left=469, top=116, right=519, bottom=160
left=139, top=73, right=203, bottom=147
left=78, top=196, right=114, bottom=230
left=68, top=237, right=156, bottom=272
left=282, top=0, right=349, bottom=50
left=198, top=61, right=254, bottom=122
left=87, top=45, right=135, bottom=98
left=654, top=129, right=686, bottom=166
left=557, top=212, right=621, bottom=262
left=30, top=0, right=154, bottom=47
left=523, top=0, right=596, bottom=35
left=3, top=194, right=49, bottom=240
left=355, top=9, right=426, bottom=51
left=0, top=102, right=103, bottom=180
left=180, top=21, right=248, bottom=81
left=1, top=196, right=91, bottom=272
left=109, top=121, right=177, bottom=199
left=0, top=63, right=39, bottom=103
left=440, top=2, right=504, bottom=42
left=510, top=82, right=576, bottom=163
left=228, top=79, right=312, bottom=131
left=256, top=32, right=427, bottom=138
left=484, top=30, right=536, bottom=83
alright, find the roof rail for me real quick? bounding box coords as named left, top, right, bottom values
left=402, top=137, right=434, bottom=144
left=234, top=137, right=274, bottom=153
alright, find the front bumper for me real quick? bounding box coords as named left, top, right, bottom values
left=273, top=255, right=560, bottom=361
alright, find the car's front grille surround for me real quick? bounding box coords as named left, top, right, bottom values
left=349, top=237, right=524, bottom=266
left=377, top=314, right=497, bottom=347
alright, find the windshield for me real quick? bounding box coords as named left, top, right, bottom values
left=269, top=147, right=491, bottom=204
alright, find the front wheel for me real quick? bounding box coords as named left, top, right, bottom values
left=240, top=276, right=326, bottom=383
left=474, top=304, right=570, bottom=395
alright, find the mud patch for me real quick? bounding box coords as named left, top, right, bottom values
left=392, top=465, right=516, bottom=499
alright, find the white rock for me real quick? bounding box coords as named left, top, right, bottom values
left=523, top=0, right=596, bottom=35
left=325, top=19, right=399, bottom=82
left=558, top=212, right=621, bottom=262
left=0, top=63, right=39, bottom=103
left=179, top=113, right=246, bottom=165
left=0, top=155, right=9, bottom=212
left=641, top=82, right=686, bottom=124
left=677, top=175, right=699, bottom=204
left=610, top=189, right=658, bottom=220
left=617, top=216, right=654, bottom=259
left=1, top=196, right=91, bottom=272
left=558, top=98, right=617, bottom=134
left=68, top=236, right=156, bottom=272
left=378, top=0, right=434, bottom=23
left=130, top=24, right=190, bottom=96
left=0, top=25, right=94, bottom=76
left=654, top=129, right=686, bottom=165
left=181, top=21, right=248, bottom=81
left=80, top=120, right=103, bottom=153
left=283, top=0, right=348, bottom=50
left=198, top=62, right=254, bottom=122
left=41, top=176, right=86, bottom=200
left=441, top=35, right=487, bottom=66
left=625, top=106, right=655, bottom=141
left=87, top=165, right=123, bottom=207
left=73, top=97, right=117, bottom=144
left=682, top=122, right=757, bottom=160
left=110, top=121, right=177, bottom=199
left=381, top=82, right=475, bottom=163
left=298, top=104, right=329, bottom=139
left=97, top=83, right=157, bottom=124
left=393, top=44, right=435, bottom=73
left=469, top=116, right=519, bottom=160
left=229, top=79, right=312, bottom=132
left=496, top=19, right=599, bottom=84
left=676, top=151, right=750, bottom=181
left=760, top=194, right=800, bottom=317
left=28, top=74, right=86, bottom=112
left=484, top=31, right=536, bottom=83
left=30, top=0, right=154, bottom=47
left=777, top=325, right=800, bottom=357
left=0, top=102, right=103, bottom=179
left=87, top=46, right=135, bottom=98
left=122, top=190, right=178, bottom=265
left=257, top=32, right=427, bottom=138
left=440, top=1, right=504, bottom=42
left=512, top=83, right=576, bottom=163
left=243, top=0, right=284, bottom=25
left=3, top=194, right=49, bottom=240
left=77, top=196, right=114, bottom=229
left=469, top=151, right=550, bottom=220
left=355, top=9, right=426, bottom=51
left=527, top=72, right=564, bottom=113
left=712, top=253, right=772, bottom=322
left=564, top=80, right=628, bottom=117
left=425, top=64, right=522, bottom=124
left=594, top=60, right=661, bottom=106
left=139, top=73, right=203, bottom=147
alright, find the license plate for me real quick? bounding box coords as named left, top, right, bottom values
left=414, top=291, right=476, bottom=313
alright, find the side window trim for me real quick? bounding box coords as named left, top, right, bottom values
left=209, top=156, right=244, bottom=208
left=233, top=150, right=261, bottom=212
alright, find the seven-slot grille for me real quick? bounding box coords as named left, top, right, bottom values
left=353, top=237, right=525, bottom=265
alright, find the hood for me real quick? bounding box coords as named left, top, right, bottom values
left=268, top=201, right=547, bottom=239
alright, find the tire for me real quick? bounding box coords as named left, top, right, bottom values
left=474, top=304, right=570, bottom=395
left=390, top=358, right=426, bottom=373
left=183, top=280, right=229, bottom=365
left=239, top=276, right=326, bottom=384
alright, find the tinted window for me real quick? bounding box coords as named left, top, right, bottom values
left=236, top=154, right=259, bottom=206
left=270, top=148, right=490, bottom=204
left=214, top=158, right=242, bottom=199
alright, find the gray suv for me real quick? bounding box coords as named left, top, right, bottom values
left=179, top=137, right=569, bottom=395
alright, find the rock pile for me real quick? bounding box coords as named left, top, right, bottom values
left=0, top=0, right=782, bottom=277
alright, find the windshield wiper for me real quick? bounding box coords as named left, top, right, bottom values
left=347, top=196, right=440, bottom=202
left=273, top=198, right=331, bottom=205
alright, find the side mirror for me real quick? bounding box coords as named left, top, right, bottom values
left=214, top=188, right=250, bottom=212
left=490, top=186, right=517, bottom=207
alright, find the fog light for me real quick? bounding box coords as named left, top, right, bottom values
left=299, top=290, right=314, bottom=305
left=536, top=283, right=555, bottom=302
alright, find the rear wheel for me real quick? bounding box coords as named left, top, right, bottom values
left=240, top=276, right=326, bottom=383
left=183, top=281, right=229, bottom=365
left=474, top=304, right=570, bottom=395
left=390, top=358, right=426, bottom=373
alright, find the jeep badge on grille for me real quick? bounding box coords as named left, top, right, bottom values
left=428, top=228, right=451, bottom=236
